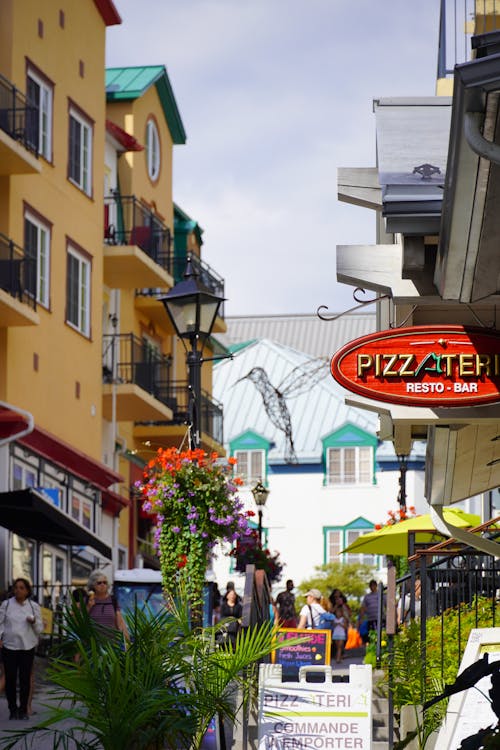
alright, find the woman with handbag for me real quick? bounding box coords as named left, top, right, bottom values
left=0, top=578, right=43, bottom=720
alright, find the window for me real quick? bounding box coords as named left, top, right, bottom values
left=326, top=446, right=373, bottom=485
left=327, top=529, right=342, bottom=561
left=69, top=107, right=92, bottom=195
left=325, top=528, right=376, bottom=567
left=145, top=118, right=160, bottom=181
left=24, top=210, right=50, bottom=307
left=66, top=245, right=91, bottom=336
left=234, top=449, right=265, bottom=486
left=344, top=529, right=376, bottom=566
left=12, top=461, right=36, bottom=490
left=26, top=68, right=52, bottom=159
left=71, top=493, right=93, bottom=530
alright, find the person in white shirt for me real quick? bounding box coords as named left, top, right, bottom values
left=297, top=588, right=325, bottom=629
left=0, top=578, right=43, bottom=720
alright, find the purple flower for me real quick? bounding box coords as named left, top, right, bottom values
left=172, top=526, right=180, bottom=534
left=189, top=524, right=197, bottom=533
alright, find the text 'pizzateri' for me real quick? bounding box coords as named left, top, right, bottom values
left=356, top=352, right=500, bottom=379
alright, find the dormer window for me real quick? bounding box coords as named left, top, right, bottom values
left=145, top=117, right=160, bottom=181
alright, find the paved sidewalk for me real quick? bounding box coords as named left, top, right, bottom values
left=0, top=657, right=84, bottom=749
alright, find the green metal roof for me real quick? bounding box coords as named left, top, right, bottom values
left=105, top=65, right=186, bottom=144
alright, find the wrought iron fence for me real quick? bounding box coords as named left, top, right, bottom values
left=0, top=72, right=39, bottom=154
left=134, top=382, right=223, bottom=446
left=380, top=548, right=500, bottom=748
left=104, top=193, right=173, bottom=274
left=0, top=232, right=37, bottom=310
left=102, top=333, right=172, bottom=409
left=139, top=253, right=226, bottom=320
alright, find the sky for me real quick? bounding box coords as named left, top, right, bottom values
left=106, top=0, right=441, bottom=317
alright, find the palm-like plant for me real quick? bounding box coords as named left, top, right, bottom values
left=0, top=592, right=297, bottom=750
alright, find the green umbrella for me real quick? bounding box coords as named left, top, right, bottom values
left=341, top=508, right=482, bottom=557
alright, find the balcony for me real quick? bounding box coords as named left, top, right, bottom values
left=0, top=73, right=40, bottom=175
left=0, top=233, right=39, bottom=327
left=103, top=194, right=174, bottom=289
left=437, top=0, right=500, bottom=83
left=136, top=254, right=226, bottom=333
left=133, top=383, right=224, bottom=452
left=102, top=333, right=174, bottom=423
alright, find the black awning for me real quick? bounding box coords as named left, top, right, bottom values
left=0, top=489, right=111, bottom=559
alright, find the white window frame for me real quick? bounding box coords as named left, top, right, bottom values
left=234, top=449, right=265, bottom=487
left=145, top=118, right=160, bottom=181
left=70, top=492, right=94, bottom=531
left=69, top=107, right=92, bottom=195
left=24, top=210, right=50, bottom=307
left=66, top=244, right=91, bottom=337
left=326, top=529, right=342, bottom=562
left=326, top=528, right=377, bottom=567
left=12, top=460, right=37, bottom=490
left=343, top=529, right=376, bottom=567
left=326, top=446, right=373, bottom=486
left=26, top=67, right=53, bottom=160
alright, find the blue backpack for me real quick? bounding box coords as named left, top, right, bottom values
left=308, top=605, right=335, bottom=630
left=318, top=611, right=336, bottom=631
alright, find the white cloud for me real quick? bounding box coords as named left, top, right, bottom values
left=107, top=0, right=441, bottom=314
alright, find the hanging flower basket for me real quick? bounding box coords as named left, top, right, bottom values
left=137, top=448, right=251, bottom=610
left=230, top=529, right=284, bottom=583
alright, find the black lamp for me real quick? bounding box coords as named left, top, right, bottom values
left=251, top=481, right=270, bottom=545
left=160, top=256, right=225, bottom=449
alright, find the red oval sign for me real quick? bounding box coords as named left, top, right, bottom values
left=330, top=325, right=500, bottom=407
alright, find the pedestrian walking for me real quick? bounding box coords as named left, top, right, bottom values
left=331, top=604, right=348, bottom=663
left=297, top=589, right=325, bottom=629
left=276, top=579, right=297, bottom=628
left=0, top=578, right=43, bottom=720
left=358, top=579, right=382, bottom=644
left=219, top=588, right=242, bottom=648
left=86, top=571, right=129, bottom=644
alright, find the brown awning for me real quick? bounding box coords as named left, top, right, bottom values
left=0, top=488, right=112, bottom=559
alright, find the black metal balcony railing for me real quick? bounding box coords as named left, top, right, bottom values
left=0, top=73, right=39, bottom=155
left=102, top=333, right=173, bottom=409
left=135, top=381, right=224, bottom=446
left=0, top=232, right=37, bottom=310
left=138, top=253, right=226, bottom=320
left=104, top=194, right=173, bottom=275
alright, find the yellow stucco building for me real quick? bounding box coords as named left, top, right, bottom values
left=0, top=0, right=225, bottom=597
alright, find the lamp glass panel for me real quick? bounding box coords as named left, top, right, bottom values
left=167, top=297, right=197, bottom=337
left=198, top=298, right=220, bottom=335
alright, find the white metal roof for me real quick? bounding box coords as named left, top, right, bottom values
left=214, top=312, right=376, bottom=361
left=214, top=338, right=382, bottom=464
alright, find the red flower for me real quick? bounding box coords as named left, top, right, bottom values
left=177, top=554, right=187, bottom=569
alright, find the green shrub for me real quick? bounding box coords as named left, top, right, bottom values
left=379, top=596, right=500, bottom=749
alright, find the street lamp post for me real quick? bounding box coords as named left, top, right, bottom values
left=251, top=481, right=270, bottom=546
left=160, top=256, right=225, bottom=450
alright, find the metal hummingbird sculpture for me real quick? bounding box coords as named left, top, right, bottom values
left=235, top=359, right=328, bottom=464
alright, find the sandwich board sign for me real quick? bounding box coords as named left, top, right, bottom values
left=258, top=663, right=372, bottom=749
left=272, top=628, right=331, bottom=681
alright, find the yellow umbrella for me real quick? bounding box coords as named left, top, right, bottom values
left=341, top=508, right=482, bottom=557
